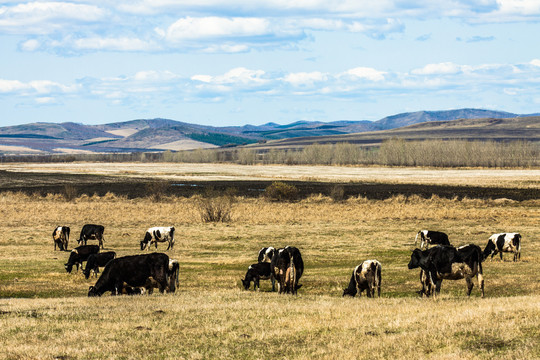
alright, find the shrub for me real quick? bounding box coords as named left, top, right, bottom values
left=329, top=185, right=346, bottom=202
left=196, top=189, right=235, bottom=222
left=145, top=181, right=169, bottom=202
left=62, top=184, right=78, bottom=202
left=264, top=181, right=299, bottom=202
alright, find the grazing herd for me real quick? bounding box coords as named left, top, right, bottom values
left=53, top=224, right=522, bottom=298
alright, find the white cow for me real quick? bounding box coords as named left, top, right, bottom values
left=140, top=226, right=175, bottom=251
left=483, top=233, right=521, bottom=261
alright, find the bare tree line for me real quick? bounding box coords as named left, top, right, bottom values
left=1, top=139, right=539, bottom=168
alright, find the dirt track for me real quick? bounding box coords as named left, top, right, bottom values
left=0, top=170, right=537, bottom=201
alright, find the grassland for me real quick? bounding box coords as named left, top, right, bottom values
left=0, top=163, right=539, bottom=359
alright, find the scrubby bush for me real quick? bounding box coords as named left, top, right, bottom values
left=264, top=181, right=299, bottom=202
left=195, top=189, right=235, bottom=222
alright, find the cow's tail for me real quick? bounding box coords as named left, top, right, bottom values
left=169, top=260, right=180, bottom=292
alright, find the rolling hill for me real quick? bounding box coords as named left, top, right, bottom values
left=0, top=109, right=538, bottom=154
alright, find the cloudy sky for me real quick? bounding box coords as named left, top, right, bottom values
left=1, top=1, right=540, bottom=127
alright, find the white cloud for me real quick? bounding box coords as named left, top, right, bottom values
left=411, top=62, right=462, bottom=75
left=73, top=37, right=157, bottom=52
left=0, top=2, right=106, bottom=34
left=343, top=67, right=387, bottom=81
left=284, top=71, right=328, bottom=86
left=164, top=16, right=271, bottom=41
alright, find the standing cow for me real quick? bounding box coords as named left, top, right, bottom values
left=408, top=244, right=484, bottom=298
left=343, top=260, right=382, bottom=298
left=88, top=253, right=173, bottom=296
left=65, top=245, right=100, bottom=273
left=271, top=246, right=304, bottom=295
left=83, top=251, right=117, bottom=279
left=483, top=233, right=521, bottom=262
left=52, top=226, right=70, bottom=251
left=78, top=224, right=105, bottom=249
left=414, top=230, right=450, bottom=249
left=140, top=227, right=175, bottom=251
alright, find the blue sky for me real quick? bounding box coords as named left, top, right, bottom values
left=1, top=1, right=540, bottom=127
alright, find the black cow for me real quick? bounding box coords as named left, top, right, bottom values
left=257, top=247, right=275, bottom=263
left=78, top=224, right=105, bottom=249
left=65, top=245, right=100, bottom=273
left=414, top=230, right=450, bottom=250
left=88, top=253, right=173, bottom=296
left=241, top=262, right=275, bottom=291
left=483, top=233, right=521, bottom=262
left=408, top=244, right=484, bottom=298
left=83, top=251, right=116, bottom=279
left=271, top=246, right=304, bottom=295
left=342, top=260, right=382, bottom=298
left=52, top=226, right=70, bottom=251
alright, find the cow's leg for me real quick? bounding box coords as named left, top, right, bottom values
left=499, top=252, right=503, bottom=261
left=254, top=277, right=260, bottom=291
left=466, top=276, right=474, bottom=296
left=271, top=275, right=276, bottom=292
left=477, top=273, right=485, bottom=298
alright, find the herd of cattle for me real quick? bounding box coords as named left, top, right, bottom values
left=53, top=224, right=522, bottom=298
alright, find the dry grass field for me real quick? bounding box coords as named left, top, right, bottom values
left=0, top=163, right=539, bottom=359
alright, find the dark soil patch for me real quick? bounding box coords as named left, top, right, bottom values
left=0, top=170, right=537, bottom=201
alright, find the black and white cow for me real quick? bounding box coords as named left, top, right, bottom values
left=414, top=230, right=450, bottom=249
left=78, top=224, right=105, bottom=249
left=270, top=246, right=304, bottom=295
left=88, top=253, right=173, bottom=296
left=140, top=226, right=175, bottom=251
left=408, top=244, right=484, bottom=298
left=257, top=247, right=275, bottom=263
left=65, top=245, right=100, bottom=273
left=83, top=251, right=116, bottom=279
left=241, top=262, right=275, bottom=291
left=483, top=233, right=521, bottom=262
left=52, top=226, right=70, bottom=251
left=342, top=260, right=382, bottom=298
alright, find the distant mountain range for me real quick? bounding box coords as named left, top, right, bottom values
left=0, top=109, right=538, bottom=154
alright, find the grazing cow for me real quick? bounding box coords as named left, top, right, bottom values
left=83, top=251, right=116, bottom=279
left=65, top=245, right=100, bottom=273
left=408, top=244, right=484, bottom=298
left=78, top=224, right=105, bottom=249
left=343, top=260, right=382, bottom=298
left=140, top=226, right=175, bottom=251
left=483, top=233, right=521, bottom=262
left=257, top=247, right=275, bottom=263
left=241, top=262, right=275, bottom=291
left=88, top=253, right=173, bottom=296
left=271, top=246, right=304, bottom=295
left=52, top=226, right=70, bottom=251
left=414, top=230, right=450, bottom=249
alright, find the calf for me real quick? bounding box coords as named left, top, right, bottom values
left=142, top=259, right=180, bottom=294
left=65, top=245, right=100, bottom=273
left=342, top=260, right=382, bottom=298
left=408, top=244, right=484, bottom=298
left=78, top=224, right=105, bottom=249
left=140, top=226, right=175, bottom=251
left=414, top=230, right=450, bottom=249
left=52, top=226, right=70, bottom=251
left=83, top=251, right=116, bottom=279
left=257, top=247, right=275, bottom=263
left=271, top=246, right=304, bottom=295
left=483, top=233, right=521, bottom=262
left=88, top=253, right=173, bottom=296
left=241, top=262, right=275, bottom=291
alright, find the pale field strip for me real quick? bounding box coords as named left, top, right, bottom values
left=1, top=162, right=539, bottom=189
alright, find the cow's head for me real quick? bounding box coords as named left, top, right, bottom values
left=88, top=286, right=101, bottom=297
left=408, top=249, right=422, bottom=269
left=65, top=263, right=73, bottom=273
left=241, top=278, right=251, bottom=290
left=343, top=287, right=357, bottom=297
left=140, top=232, right=151, bottom=250
left=83, top=268, right=91, bottom=279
